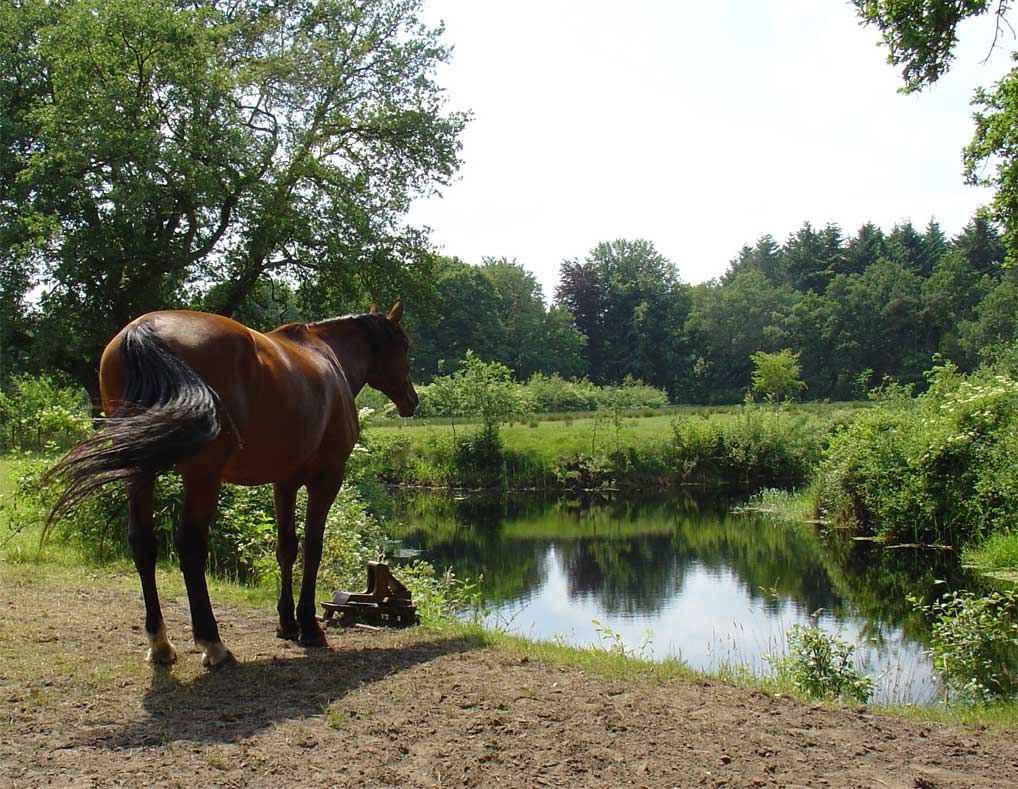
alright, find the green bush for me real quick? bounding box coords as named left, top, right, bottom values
left=599, top=376, right=669, bottom=410
left=393, top=560, right=486, bottom=625
left=522, top=373, right=600, bottom=412
left=0, top=374, right=92, bottom=450
left=814, top=361, right=1018, bottom=544
left=915, top=589, right=1018, bottom=704
left=766, top=618, right=874, bottom=704
left=317, top=488, right=390, bottom=591
left=669, top=406, right=828, bottom=487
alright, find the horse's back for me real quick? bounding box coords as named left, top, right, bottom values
left=100, top=310, right=356, bottom=485
left=99, top=311, right=261, bottom=415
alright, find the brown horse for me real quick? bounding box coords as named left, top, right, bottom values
left=46, top=301, right=417, bottom=667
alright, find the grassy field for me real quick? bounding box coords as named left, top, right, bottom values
left=360, top=402, right=865, bottom=491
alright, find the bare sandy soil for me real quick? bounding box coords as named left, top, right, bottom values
left=2, top=573, right=1017, bottom=788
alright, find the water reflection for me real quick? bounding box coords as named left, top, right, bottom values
left=388, top=491, right=974, bottom=705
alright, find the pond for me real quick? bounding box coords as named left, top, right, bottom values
left=387, top=491, right=975, bottom=706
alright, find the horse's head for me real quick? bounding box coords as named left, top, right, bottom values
left=365, top=301, right=418, bottom=417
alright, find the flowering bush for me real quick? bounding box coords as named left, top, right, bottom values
left=815, top=361, right=1018, bottom=544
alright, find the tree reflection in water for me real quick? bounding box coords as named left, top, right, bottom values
left=387, top=490, right=976, bottom=704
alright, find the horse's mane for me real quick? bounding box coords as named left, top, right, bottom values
left=308, top=312, right=412, bottom=350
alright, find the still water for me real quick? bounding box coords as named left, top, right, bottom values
left=388, top=492, right=973, bottom=706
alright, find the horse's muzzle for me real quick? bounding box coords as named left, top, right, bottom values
left=396, top=385, right=418, bottom=418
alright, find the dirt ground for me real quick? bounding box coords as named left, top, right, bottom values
left=2, top=574, right=1018, bottom=789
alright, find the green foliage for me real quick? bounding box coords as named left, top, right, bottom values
left=814, top=361, right=1018, bottom=544
left=523, top=373, right=601, bottom=413
left=453, top=429, right=506, bottom=472
left=0, top=375, right=91, bottom=449
left=25, top=458, right=278, bottom=581
left=393, top=561, right=486, bottom=626
left=914, top=589, right=1018, bottom=703
left=416, top=368, right=669, bottom=420
left=317, top=489, right=390, bottom=592
left=852, top=1, right=1002, bottom=93
left=750, top=349, right=807, bottom=403
left=853, top=1, right=1018, bottom=263
left=766, top=617, right=874, bottom=704
left=2, top=0, right=466, bottom=387
left=418, top=352, right=531, bottom=444
left=669, top=406, right=829, bottom=487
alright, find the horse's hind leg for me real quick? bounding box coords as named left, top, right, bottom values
left=127, top=476, right=176, bottom=664
left=176, top=472, right=234, bottom=668
left=295, top=474, right=343, bottom=647
left=273, top=481, right=300, bottom=640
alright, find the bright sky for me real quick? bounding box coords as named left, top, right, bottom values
left=407, top=0, right=1016, bottom=299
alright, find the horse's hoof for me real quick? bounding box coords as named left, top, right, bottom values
left=298, top=627, right=328, bottom=648
left=199, top=641, right=236, bottom=669
left=146, top=626, right=177, bottom=665
left=276, top=624, right=300, bottom=641
left=146, top=644, right=178, bottom=665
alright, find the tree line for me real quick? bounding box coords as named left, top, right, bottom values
left=403, top=214, right=1013, bottom=403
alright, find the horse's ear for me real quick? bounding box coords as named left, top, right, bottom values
left=369, top=304, right=379, bottom=314
left=387, top=300, right=404, bottom=324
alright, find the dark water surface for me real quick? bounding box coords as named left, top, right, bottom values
left=388, top=491, right=973, bottom=705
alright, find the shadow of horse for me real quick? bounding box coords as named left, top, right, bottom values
left=89, top=635, right=486, bottom=748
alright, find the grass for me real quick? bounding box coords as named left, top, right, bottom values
left=963, top=531, right=1018, bottom=585
left=740, top=486, right=818, bottom=522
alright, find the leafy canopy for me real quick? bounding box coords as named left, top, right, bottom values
left=853, top=2, right=1018, bottom=260
left=1, top=0, right=467, bottom=389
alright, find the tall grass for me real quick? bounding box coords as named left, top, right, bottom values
left=361, top=404, right=857, bottom=492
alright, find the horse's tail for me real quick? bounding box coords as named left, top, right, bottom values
left=45, top=321, right=221, bottom=525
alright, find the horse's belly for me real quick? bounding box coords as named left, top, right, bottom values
left=219, top=442, right=310, bottom=486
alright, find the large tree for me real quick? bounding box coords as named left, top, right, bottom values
left=1, top=0, right=466, bottom=393
left=556, top=239, right=690, bottom=394
left=854, top=1, right=1018, bottom=259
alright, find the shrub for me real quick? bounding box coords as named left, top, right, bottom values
left=597, top=375, right=669, bottom=410
left=669, top=406, right=827, bottom=487
left=915, top=589, right=1018, bottom=704
left=0, top=374, right=92, bottom=450
left=766, top=618, right=874, bottom=704
left=393, top=560, right=486, bottom=625
left=522, top=373, right=600, bottom=413
left=317, top=488, right=390, bottom=592
left=814, top=361, right=1018, bottom=544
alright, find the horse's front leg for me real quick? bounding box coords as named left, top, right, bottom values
left=273, top=481, right=300, bottom=640
left=127, top=476, right=176, bottom=664
left=295, top=473, right=343, bottom=647
left=176, top=472, right=234, bottom=668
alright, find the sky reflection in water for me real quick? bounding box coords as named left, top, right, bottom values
left=391, top=493, right=960, bottom=705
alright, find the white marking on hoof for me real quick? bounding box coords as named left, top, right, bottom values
left=198, top=640, right=235, bottom=668
left=146, top=624, right=177, bottom=665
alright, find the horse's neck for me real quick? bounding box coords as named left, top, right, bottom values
left=311, top=320, right=370, bottom=395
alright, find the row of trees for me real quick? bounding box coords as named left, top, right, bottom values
left=402, top=213, right=1014, bottom=403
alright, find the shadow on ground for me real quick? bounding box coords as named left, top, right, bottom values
left=84, top=635, right=487, bottom=748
